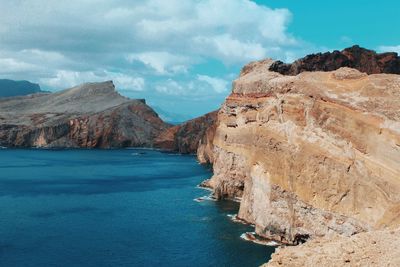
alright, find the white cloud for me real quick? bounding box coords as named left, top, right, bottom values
left=113, top=75, right=145, bottom=92
left=0, top=0, right=304, bottom=118
left=378, top=45, right=400, bottom=54
left=0, top=0, right=298, bottom=68
left=127, top=52, right=190, bottom=75
left=194, top=34, right=267, bottom=64
left=0, top=58, right=39, bottom=74
left=40, top=70, right=144, bottom=91
left=155, top=79, right=186, bottom=95
left=197, top=75, right=229, bottom=93
left=155, top=75, right=229, bottom=96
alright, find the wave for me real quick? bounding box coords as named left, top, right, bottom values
left=232, top=196, right=242, bottom=203
left=226, top=214, right=249, bottom=225
left=240, top=232, right=279, bottom=246
left=193, top=195, right=217, bottom=202
left=196, top=184, right=213, bottom=192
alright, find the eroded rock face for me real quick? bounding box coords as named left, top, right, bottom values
left=270, top=45, right=400, bottom=75
left=0, top=81, right=168, bottom=148
left=265, top=228, right=400, bottom=267
left=204, top=57, right=400, bottom=245
left=154, top=110, right=218, bottom=157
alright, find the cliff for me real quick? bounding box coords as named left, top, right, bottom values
left=0, top=81, right=169, bottom=148
left=154, top=110, right=218, bottom=157
left=201, top=46, right=400, bottom=252
left=0, top=79, right=45, bottom=97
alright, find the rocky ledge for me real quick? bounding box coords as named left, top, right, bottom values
left=265, top=228, right=400, bottom=267
left=197, top=46, right=400, bottom=264
left=0, top=81, right=169, bottom=148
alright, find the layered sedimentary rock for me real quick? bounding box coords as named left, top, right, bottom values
left=265, top=228, right=400, bottom=267
left=270, top=45, right=400, bottom=75
left=0, top=81, right=168, bottom=148
left=154, top=110, right=218, bottom=158
left=204, top=51, right=400, bottom=246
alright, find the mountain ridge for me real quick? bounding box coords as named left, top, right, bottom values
left=0, top=81, right=169, bottom=148
left=0, top=79, right=46, bottom=98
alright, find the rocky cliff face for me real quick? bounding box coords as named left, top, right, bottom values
left=0, top=81, right=168, bottom=148
left=265, top=228, right=400, bottom=267
left=203, top=48, right=400, bottom=247
left=154, top=110, right=218, bottom=158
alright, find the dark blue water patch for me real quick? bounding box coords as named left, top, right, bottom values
left=0, top=149, right=274, bottom=266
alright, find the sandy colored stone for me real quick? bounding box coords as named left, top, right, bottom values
left=264, top=228, right=400, bottom=267
left=204, top=60, right=400, bottom=245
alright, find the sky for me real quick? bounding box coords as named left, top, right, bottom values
left=0, top=0, right=399, bottom=121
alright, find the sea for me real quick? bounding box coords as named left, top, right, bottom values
left=0, top=148, right=275, bottom=267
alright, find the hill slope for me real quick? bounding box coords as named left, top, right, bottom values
left=0, top=81, right=169, bottom=148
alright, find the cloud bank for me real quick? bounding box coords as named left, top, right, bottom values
left=0, top=0, right=302, bottom=118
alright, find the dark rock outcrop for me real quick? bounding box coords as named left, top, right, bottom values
left=269, top=45, right=400, bottom=75
left=0, top=81, right=169, bottom=148
left=154, top=110, right=218, bottom=156
left=0, top=79, right=45, bottom=97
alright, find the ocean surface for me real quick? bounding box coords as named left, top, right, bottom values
left=0, top=149, right=275, bottom=267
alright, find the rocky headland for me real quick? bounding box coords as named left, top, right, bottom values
left=1, top=46, right=400, bottom=265
left=154, top=110, right=218, bottom=157
left=0, top=79, right=45, bottom=97
left=0, top=81, right=169, bottom=148
left=194, top=46, right=400, bottom=265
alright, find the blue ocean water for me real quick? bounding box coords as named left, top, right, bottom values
left=0, top=149, right=274, bottom=267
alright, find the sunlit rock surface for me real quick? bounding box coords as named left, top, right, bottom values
left=264, top=228, right=400, bottom=267
left=0, top=81, right=168, bottom=148
left=202, top=48, right=400, bottom=252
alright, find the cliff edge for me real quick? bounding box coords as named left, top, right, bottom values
left=199, top=46, right=400, bottom=264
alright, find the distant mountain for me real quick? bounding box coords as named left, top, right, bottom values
left=0, top=79, right=45, bottom=97
left=0, top=81, right=169, bottom=148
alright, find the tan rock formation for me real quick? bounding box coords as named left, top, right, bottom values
left=204, top=58, right=400, bottom=245
left=264, top=228, right=400, bottom=267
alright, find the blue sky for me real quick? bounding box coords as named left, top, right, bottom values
left=256, top=0, right=400, bottom=49
left=0, top=0, right=399, bottom=121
